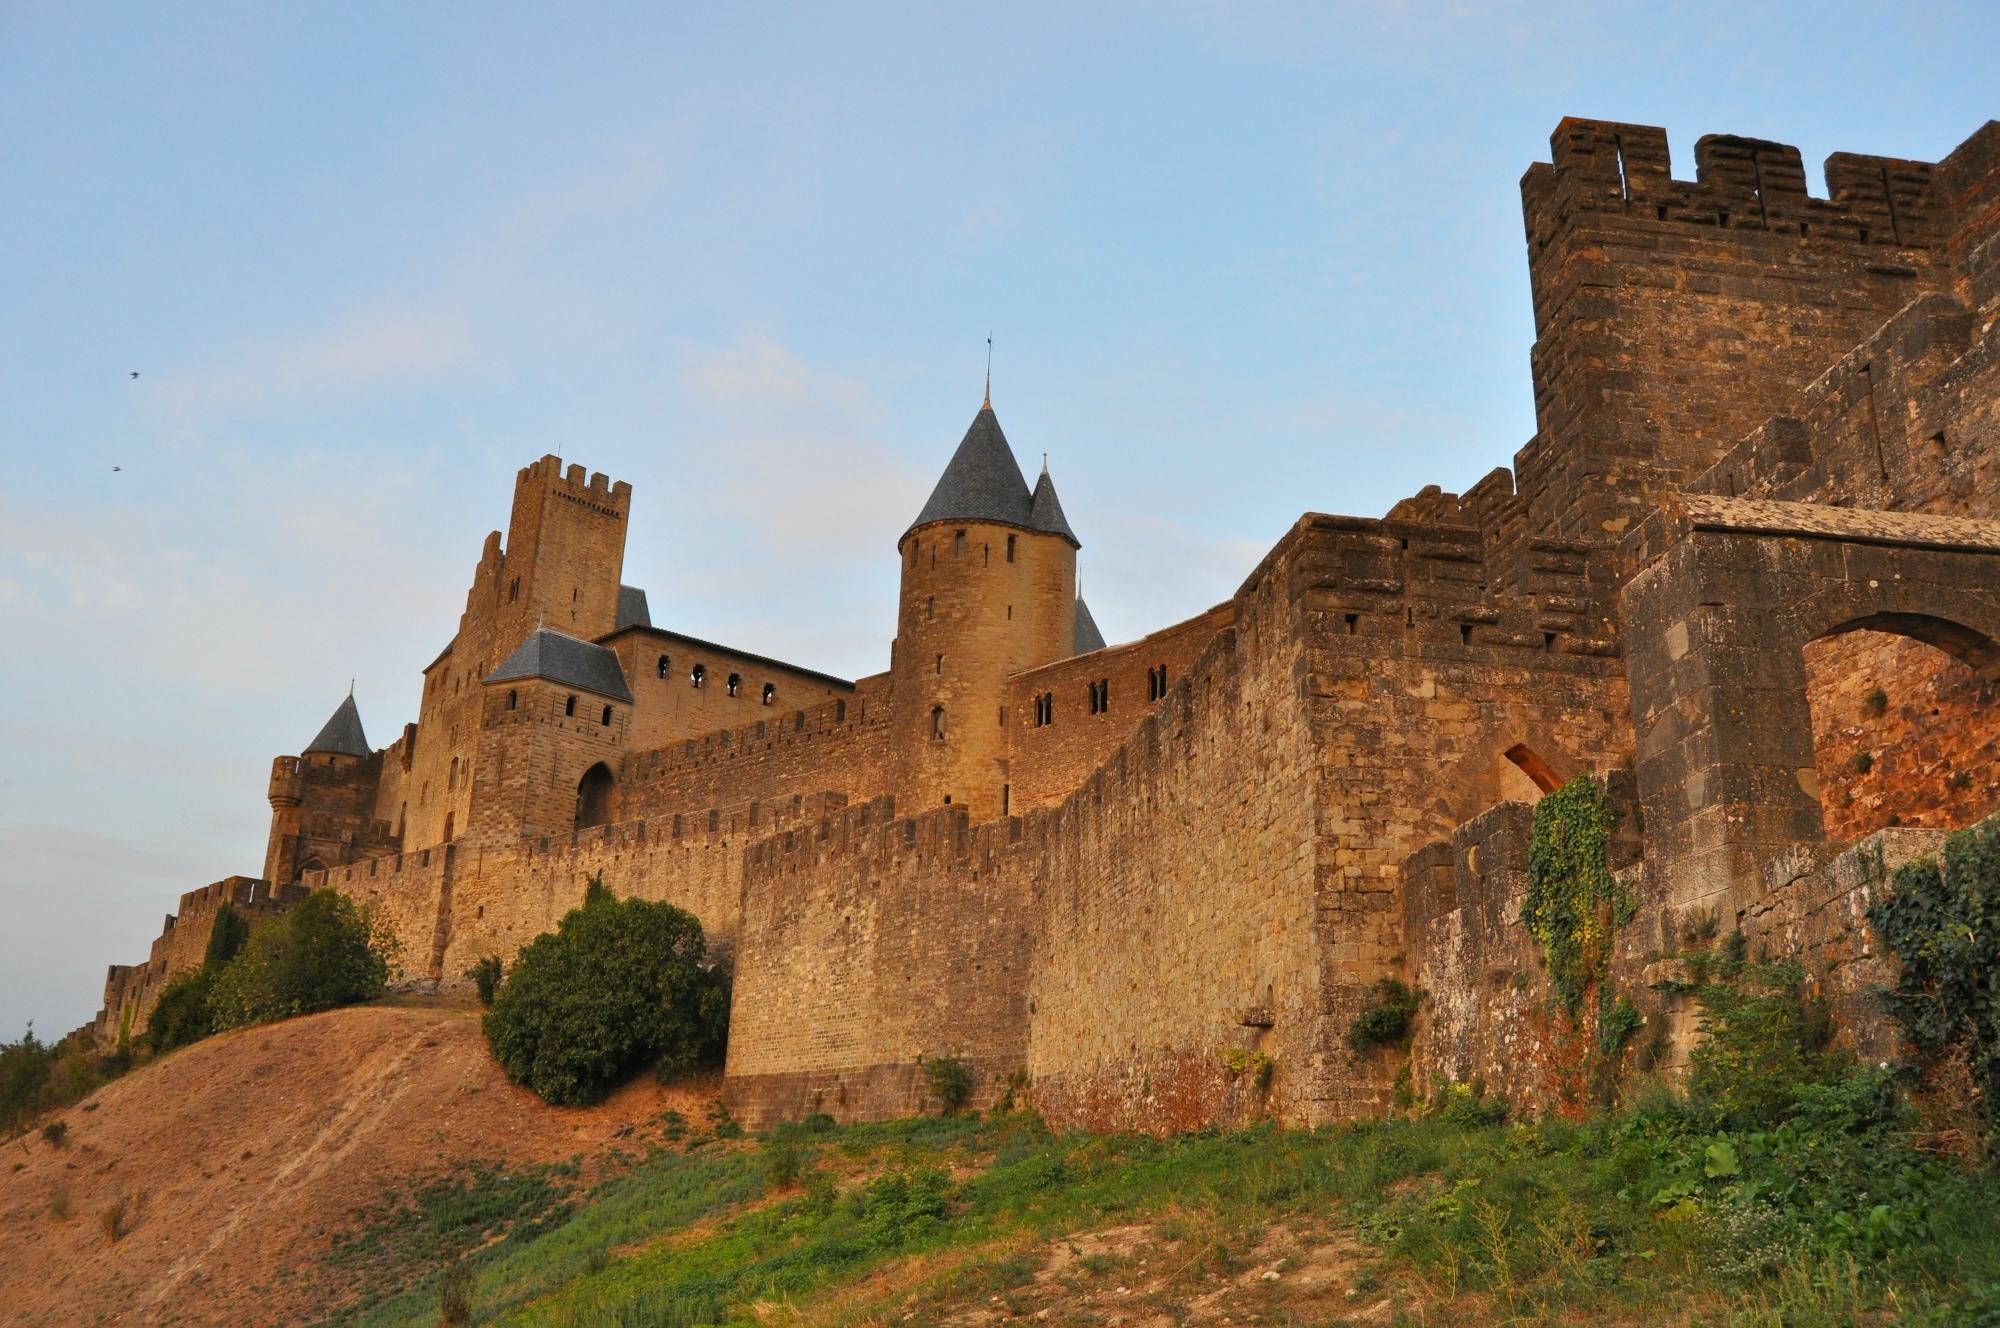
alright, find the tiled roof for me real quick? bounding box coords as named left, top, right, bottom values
left=486, top=627, right=634, bottom=702
left=304, top=694, right=370, bottom=757
left=1074, top=597, right=1107, bottom=654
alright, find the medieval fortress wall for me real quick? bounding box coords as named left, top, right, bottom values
left=91, top=116, right=2000, bottom=1130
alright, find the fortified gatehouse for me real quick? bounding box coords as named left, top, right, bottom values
left=93, top=116, right=2000, bottom=1129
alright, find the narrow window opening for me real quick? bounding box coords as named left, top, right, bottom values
left=507, top=689, right=518, bottom=711
left=1717, top=209, right=1730, bottom=228
left=564, top=694, right=577, bottom=717
left=943, top=794, right=952, bottom=805
left=1006, top=605, right=1013, bottom=620
left=935, top=654, right=944, bottom=675
left=1859, top=226, right=1871, bottom=244
left=1931, top=430, right=1948, bottom=451
left=601, top=704, right=612, bottom=725
left=1002, top=784, right=1011, bottom=815
left=691, top=663, right=706, bottom=688
left=954, top=529, right=965, bottom=558
left=926, top=596, right=935, bottom=621
left=1344, top=613, right=1359, bottom=636
left=931, top=706, right=946, bottom=741
left=999, top=705, right=1008, bottom=727
left=1656, top=203, right=1669, bottom=220
left=726, top=673, right=741, bottom=697
left=656, top=654, right=670, bottom=678
left=982, top=544, right=989, bottom=566
left=1544, top=632, right=1557, bottom=652
left=1800, top=222, right=1810, bottom=237
left=508, top=577, right=520, bottom=602
left=836, top=699, right=847, bottom=722
left=1460, top=624, right=1474, bottom=646
left=762, top=682, right=776, bottom=705
left=1005, top=534, right=1016, bottom=562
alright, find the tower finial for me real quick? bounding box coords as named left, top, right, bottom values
left=348, top=677, right=355, bottom=698
left=983, top=333, right=992, bottom=408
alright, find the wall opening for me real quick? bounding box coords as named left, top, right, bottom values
left=1502, top=744, right=1563, bottom=797
left=575, top=762, right=615, bottom=831
left=1803, top=615, right=2000, bottom=841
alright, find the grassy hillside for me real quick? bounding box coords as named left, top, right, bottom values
left=313, top=1087, right=2000, bottom=1328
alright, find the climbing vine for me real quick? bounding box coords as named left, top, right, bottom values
left=1868, top=813, right=2000, bottom=1128
left=1521, top=776, right=1637, bottom=1019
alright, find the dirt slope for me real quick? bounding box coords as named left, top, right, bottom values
left=0, top=999, right=711, bottom=1327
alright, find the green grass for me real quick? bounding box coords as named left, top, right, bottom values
left=310, top=1085, right=2000, bottom=1328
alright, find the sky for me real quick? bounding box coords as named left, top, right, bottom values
left=2, top=1, right=1995, bottom=1037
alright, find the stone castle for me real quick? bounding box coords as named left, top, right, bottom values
left=95, top=117, right=2000, bottom=1129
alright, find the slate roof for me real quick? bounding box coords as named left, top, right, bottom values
left=616, top=585, right=652, bottom=630
left=1029, top=465, right=1080, bottom=547
left=1074, top=598, right=1107, bottom=654
left=486, top=626, right=634, bottom=702
left=304, top=694, right=371, bottom=757
left=905, top=405, right=1036, bottom=537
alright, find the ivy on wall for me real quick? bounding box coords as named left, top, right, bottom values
left=1869, top=814, right=2000, bottom=1126
left=1521, top=776, right=1637, bottom=1018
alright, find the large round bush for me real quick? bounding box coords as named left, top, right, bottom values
left=482, top=881, right=729, bottom=1105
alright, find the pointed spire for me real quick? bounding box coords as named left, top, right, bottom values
left=304, top=693, right=370, bottom=758
left=983, top=333, right=992, bottom=409
left=1073, top=596, right=1107, bottom=654
left=905, top=400, right=1035, bottom=537
left=1028, top=460, right=1080, bottom=548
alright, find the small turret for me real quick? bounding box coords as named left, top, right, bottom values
left=303, top=693, right=370, bottom=758
left=891, top=399, right=1085, bottom=819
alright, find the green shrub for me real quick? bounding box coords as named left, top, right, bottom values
left=40, top=1120, right=67, bottom=1147
left=922, top=1055, right=974, bottom=1113
left=1870, top=815, right=2000, bottom=1129
left=482, top=880, right=729, bottom=1106
left=202, top=902, right=250, bottom=969
left=1862, top=686, right=1889, bottom=716
left=0, top=1026, right=57, bottom=1135
left=437, top=1257, right=473, bottom=1326
left=468, top=956, right=503, bottom=1008
left=1347, top=977, right=1421, bottom=1054
left=145, top=968, right=217, bottom=1055
left=762, top=1140, right=804, bottom=1189
left=208, top=890, right=395, bottom=1030
left=1521, top=776, right=1635, bottom=1016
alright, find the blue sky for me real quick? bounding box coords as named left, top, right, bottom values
left=2, top=2, right=1994, bottom=1036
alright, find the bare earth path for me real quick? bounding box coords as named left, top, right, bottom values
left=0, top=1000, right=712, bottom=1327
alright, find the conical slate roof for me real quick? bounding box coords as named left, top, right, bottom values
left=1029, top=465, right=1080, bottom=547
left=304, top=694, right=370, bottom=757
left=486, top=626, right=634, bottom=702
left=905, top=405, right=1035, bottom=538
left=1074, top=598, right=1107, bottom=654
left=616, top=584, right=652, bottom=630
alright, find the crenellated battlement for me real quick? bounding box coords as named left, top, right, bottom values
left=516, top=453, right=632, bottom=513
left=1523, top=118, right=1938, bottom=254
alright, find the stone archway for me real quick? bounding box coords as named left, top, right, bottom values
left=575, top=762, right=615, bottom=831
left=1623, top=497, right=2000, bottom=913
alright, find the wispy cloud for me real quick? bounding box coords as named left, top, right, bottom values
left=156, top=304, right=478, bottom=427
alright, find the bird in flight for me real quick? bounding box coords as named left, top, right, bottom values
left=112, top=466, right=122, bottom=472
left=129, top=371, right=139, bottom=380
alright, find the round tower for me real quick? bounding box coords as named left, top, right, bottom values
left=890, top=398, right=1081, bottom=820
